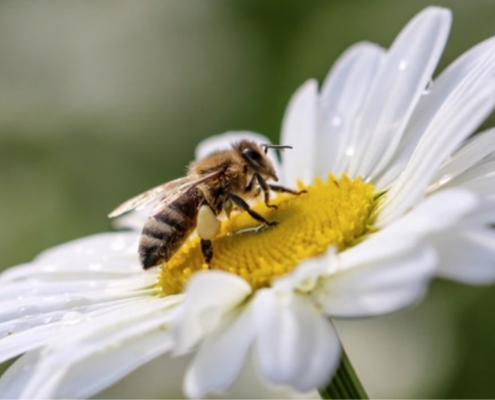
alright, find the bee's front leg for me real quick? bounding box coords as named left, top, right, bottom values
left=246, top=173, right=277, bottom=209
left=268, top=184, right=307, bottom=196
left=228, top=193, right=278, bottom=226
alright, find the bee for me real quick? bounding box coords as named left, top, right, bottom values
left=108, top=140, right=305, bottom=269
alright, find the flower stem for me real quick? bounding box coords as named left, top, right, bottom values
left=319, top=348, right=368, bottom=399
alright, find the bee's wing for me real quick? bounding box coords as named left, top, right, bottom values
left=149, top=170, right=222, bottom=217
left=108, top=176, right=192, bottom=218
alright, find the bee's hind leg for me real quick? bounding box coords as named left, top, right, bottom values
left=200, top=239, right=213, bottom=267
left=197, top=203, right=220, bottom=268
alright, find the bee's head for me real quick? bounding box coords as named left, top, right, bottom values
left=235, top=140, right=278, bottom=181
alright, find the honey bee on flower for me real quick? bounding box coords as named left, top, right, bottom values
left=1, top=6, right=495, bottom=399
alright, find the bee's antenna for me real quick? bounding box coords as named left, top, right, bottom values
left=261, top=144, right=293, bottom=154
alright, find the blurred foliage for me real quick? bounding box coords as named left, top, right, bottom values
left=1, top=0, right=495, bottom=398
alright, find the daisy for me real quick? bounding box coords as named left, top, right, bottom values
left=1, top=6, right=495, bottom=399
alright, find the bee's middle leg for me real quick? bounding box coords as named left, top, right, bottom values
left=256, top=173, right=278, bottom=210
left=228, top=193, right=278, bottom=226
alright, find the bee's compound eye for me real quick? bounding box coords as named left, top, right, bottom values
left=242, top=149, right=262, bottom=163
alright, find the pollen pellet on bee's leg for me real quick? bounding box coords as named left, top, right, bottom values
left=197, top=204, right=221, bottom=240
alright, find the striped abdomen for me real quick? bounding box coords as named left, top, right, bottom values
left=139, top=188, right=203, bottom=269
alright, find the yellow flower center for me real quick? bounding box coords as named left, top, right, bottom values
left=158, top=174, right=376, bottom=295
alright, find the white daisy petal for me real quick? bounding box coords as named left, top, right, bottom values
left=318, top=245, right=437, bottom=318
left=253, top=290, right=341, bottom=393
left=440, top=161, right=495, bottom=192
left=375, top=188, right=478, bottom=239
left=349, top=7, right=451, bottom=179
left=171, top=271, right=251, bottom=353
left=376, top=36, right=495, bottom=190
left=272, top=248, right=337, bottom=294
left=0, top=350, right=41, bottom=399
left=281, top=79, right=318, bottom=186
left=184, top=305, right=255, bottom=398
left=50, top=326, right=174, bottom=399
left=434, top=228, right=495, bottom=284
left=96, top=352, right=192, bottom=399
left=0, top=274, right=155, bottom=311
left=225, top=356, right=321, bottom=400
left=0, top=299, right=170, bottom=398
left=35, top=232, right=139, bottom=265
left=16, top=297, right=178, bottom=399
left=317, top=42, right=385, bottom=176
left=0, top=233, right=140, bottom=283
left=457, top=177, right=495, bottom=199
left=0, top=274, right=157, bottom=339
left=462, top=201, right=495, bottom=226
left=378, top=83, right=495, bottom=224
left=0, top=298, right=137, bottom=363
left=430, top=127, right=495, bottom=190
left=195, top=131, right=273, bottom=160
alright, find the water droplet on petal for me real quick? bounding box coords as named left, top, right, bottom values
left=61, top=311, right=84, bottom=326
left=17, top=305, right=41, bottom=318
left=345, top=147, right=355, bottom=157
left=64, top=296, right=90, bottom=309
left=331, top=115, right=342, bottom=127
left=398, top=59, right=408, bottom=71
left=322, top=104, right=344, bottom=129
left=88, top=263, right=103, bottom=271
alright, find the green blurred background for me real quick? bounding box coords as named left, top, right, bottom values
left=1, top=0, right=494, bottom=398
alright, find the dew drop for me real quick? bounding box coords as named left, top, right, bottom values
left=331, top=115, right=342, bottom=127
left=64, top=296, right=90, bottom=309
left=398, top=59, right=408, bottom=71
left=322, top=104, right=344, bottom=129
left=61, top=311, right=84, bottom=326
left=88, top=281, right=99, bottom=289
left=17, top=305, right=41, bottom=318
left=345, top=147, right=355, bottom=157
left=88, top=263, right=103, bottom=271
